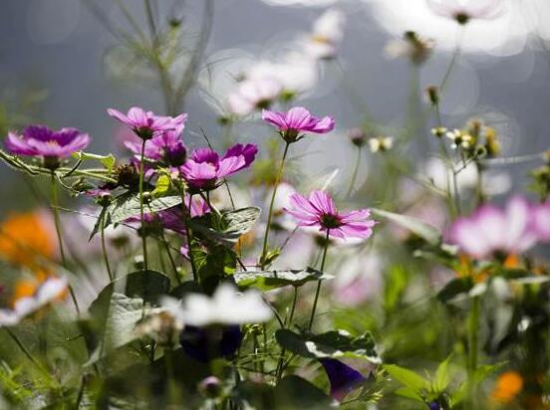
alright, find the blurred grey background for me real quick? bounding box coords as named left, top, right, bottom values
left=0, top=0, right=549, bottom=210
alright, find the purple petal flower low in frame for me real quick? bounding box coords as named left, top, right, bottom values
left=262, top=106, right=334, bottom=143
left=180, top=143, right=258, bottom=191
left=107, top=107, right=186, bottom=140
left=5, top=125, right=90, bottom=167
left=319, top=359, right=366, bottom=402
left=449, top=196, right=537, bottom=260
left=426, top=0, right=505, bottom=25
left=284, top=190, right=376, bottom=240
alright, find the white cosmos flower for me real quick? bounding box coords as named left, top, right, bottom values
left=0, top=277, right=68, bottom=327
left=305, top=9, right=346, bottom=59
left=426, top=0, right=505, bottom=23
left=227, top=77, right=282, bottom=117
left=161, top=284, right=273, bottom=327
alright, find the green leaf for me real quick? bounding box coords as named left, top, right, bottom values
left=394, top=386, right=425, bottom=402
left=437, top=277, right=474, bottom=303
left=189, top=207, right=260, bottom=246
left=273, top=375, right=332, bottom=408
left=108, top=193, right=183, bottom=224
left=190, top=242, right=237, bottom=290
left=74, top=151, right=116, bottom=174
left=234, top=267, right=333, bottom=291
left=371, top=208, right=441, bottom=245
left=151, top=174, right=171, bottom=198
left=275, top=329, right=380, bottom=363
left=434, top=356, right=452, bottom=392
left=384, top=364, right=430, bottom=391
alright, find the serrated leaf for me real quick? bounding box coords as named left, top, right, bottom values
left=384, top=364, right=430, bottom=390
left=275, top=329, right=380, bottom=363
left=234, top=267, right=333, bottom=291
left=189, top=207, right=260, bottom=246
left=371, top=208, right=441, bottom=245
left=108, top=193, right=183, bottom=224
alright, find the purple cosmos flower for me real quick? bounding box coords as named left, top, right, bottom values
left=180, top=143, right=258, bottom=191
left=262, top=107, right=335, bottom=143
left=107, top=107, right=186, bottom=140
left=284, top=190, right=376, bottom=239
left=449, top=196, right=537, bottom=260
left=125, top=123, right=187, bottom=167
left=427, top=0, right=505, bottom=24
left=5, top=125, right=90, bottom=164
left=319, top=359, right=366, bottom=402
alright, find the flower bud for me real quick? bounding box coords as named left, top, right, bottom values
left=426, top=85, right=440, bottom=106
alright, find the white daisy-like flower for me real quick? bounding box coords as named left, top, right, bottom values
left=0, top=277, right=68, bottom=327
left=368, top=136, right=394, bottom=153
left=227, top=77, right=283, bottom=117
left=160, top=284, right=273, bottom=327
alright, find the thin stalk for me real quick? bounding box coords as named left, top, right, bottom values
left=276, top=287, right=299, bottom=381
left=138, top=139, right=149, bottom=271
left=346, top=147, right=362, bottom=197
left=50, top=172, right=80, bottom=314
left=161, top=232, right=180, bottom=283
left=6, top=328, right=48, bottom=376
left=468, top=295, right=481, bottom=407
left=260, top=142, right=290, bottom=269
left=100, top=208, right=114, bottom=282
left=440, top=26, right=465, bottom=93
left=182, top=191, right=198, bottom=282
left=308, top=230, right=330, bottom=331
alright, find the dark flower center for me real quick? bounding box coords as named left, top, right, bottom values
left=282, top=129, right=301, bottom=143
left=320, top=213, right=342, bottom=229
left=454, top=12, right=470, bottom=25
left=135, top=126, right=154, bottom=140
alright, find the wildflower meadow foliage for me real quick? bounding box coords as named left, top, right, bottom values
left=0, top=0, right=550, bottom=409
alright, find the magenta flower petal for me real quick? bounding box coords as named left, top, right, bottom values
left=262, top=106, right=335, bottom=142
left=284, top=190, right=375, bottom=240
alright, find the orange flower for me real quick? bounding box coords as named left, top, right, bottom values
left=492, top=371, right=524, bottom=403
left=0, top=211, right=56, bottom=272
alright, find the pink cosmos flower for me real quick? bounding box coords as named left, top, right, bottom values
left=284, top=190, right=375, bottom=239
left=5, top=125, right=90, bottom=159
left=262, top=107, right=335, bottom=143
left=427, top=0, right=505, bottom=24
left=532, top=200, right=550, bottom=242
left=180, top=144, right=258, bottom=191
left=125, top=121, right=187, bottom=167
left=107, top=107, right=186, bottom=140
left=449, top=196, right=537, bottom=260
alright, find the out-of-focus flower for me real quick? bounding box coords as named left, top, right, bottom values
left=107, top=107, right=185, bottom=140
left=285, top=190, right=376, bottom=240
left=161, top=283, right=273, bottom=327
left=332, top=254, right=383, bottom=307
left=431, top=127, right=448, bottom=138
left=426, top=0, right=505, bottom=25
left=319, top=358, right=366, bottom=402
left=124, top=120, right=187, bottom=167
left=449, top=196, right=537, bottom=260
left=348, top=128, right=366, bottom=148
left=368, top=136, right=394, bottom=153
left=385, top=31, right=434, bottom=65
left=0, top=211, right=57, bottom=271
left=491, top=371, right=523, bottom=403
left=0, top=277, right=68, bottom=327
left=227, top=78, right=282, bottom=117
left=305, top=9, right=346, bottom=59
left=262, top=107, right=334, bottom=143
left=134, top=311, right=184, bottom=347
left=5, top=125, right=90, bottom=165
left=533, top=200, right=550, bottom=242
left=446, top=129, right=474, bottom=150
left=180, top=325, right=242, bottom=363
left=181, top=144, right=258, bottom=191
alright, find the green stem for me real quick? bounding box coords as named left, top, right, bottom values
left=439, top=26, right=465, bottom=93
left=161, top=232, right=180, bottom=284
left=138, top=139, right=149, bottom=271
left=183, top=191, right=198, bottom=282
left=468, top=295, right=481, bottom=406
left=6, top=328, right=48, bottom=376
left=308, top=230, right=330, bottom=331
left=260, top=142, right=290, bottom=269
left=100, top=207, right=114, bottom=282
left=50, top=172, right=80, bottom=314
left=346, top=147, right=362, bottom=197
